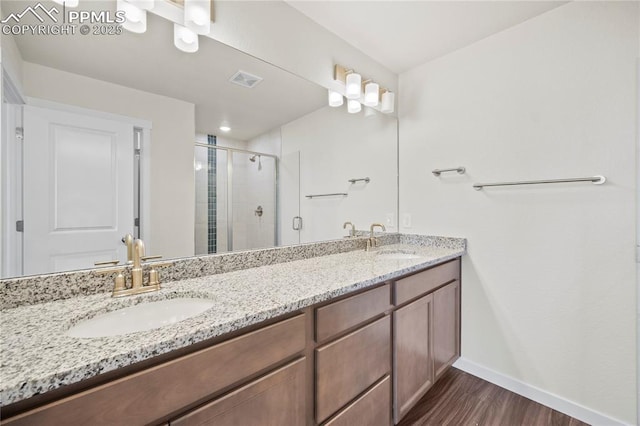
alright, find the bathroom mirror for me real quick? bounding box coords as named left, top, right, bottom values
left=0, top=0, right=398, bottom=279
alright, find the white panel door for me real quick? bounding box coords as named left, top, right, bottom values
left=23, top=106, right=134, bottom=275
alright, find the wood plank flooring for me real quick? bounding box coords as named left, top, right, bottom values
left=398, top=368, right=589, bottom=426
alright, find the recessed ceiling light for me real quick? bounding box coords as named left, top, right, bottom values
left=219, top=126, right=231, bottom=132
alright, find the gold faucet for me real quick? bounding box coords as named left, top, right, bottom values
left=95, top=238, right=167, bottom=297
left=367, top=223, right=386, bottom=251
left=343, top=221, right=356, bottom=238
left=122, top=233, right=134, bottom=264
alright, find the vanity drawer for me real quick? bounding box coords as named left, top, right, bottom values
left=315, top=315, right=391, bottom=424
left=315, top=283, right=391, bottom=342
left=170, top=358, right=306, bottom=426
left=394, top=258, right=459, bottom=306
left=324, top=375, right=391, bottom=426
left=4, top=314, right=306, bottom=426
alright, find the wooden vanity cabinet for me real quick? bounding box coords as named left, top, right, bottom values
left=2, top=257, right=462, bottom=426
left=433, top=280, right=460, bottom=379
left=392, top=258, right=461, bottom=424
left=393, top=294, right=433, bottom=424
left=3, top=314, right=307, bottom=426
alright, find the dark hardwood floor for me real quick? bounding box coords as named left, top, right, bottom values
left=398, top=368, right=589, bottom=426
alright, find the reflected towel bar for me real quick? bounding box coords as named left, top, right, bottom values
left=348, top=177, right=370, bottom=184
left=305, top=193, right=348, bottom=199
left=473, top=175, right=606, bottom=191
left=432, top=167, right=466, bottom=177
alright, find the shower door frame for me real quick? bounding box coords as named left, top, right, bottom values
left=194, top=143, right=279, bottom=252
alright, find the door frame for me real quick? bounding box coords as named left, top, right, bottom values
left=7, top=97, right=151, bottom=276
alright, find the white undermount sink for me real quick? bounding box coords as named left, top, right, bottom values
left=66, top=298, right=215, bottom=338
left=376, top=250, right=423, bottom=260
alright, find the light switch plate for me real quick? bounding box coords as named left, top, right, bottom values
left=385, top=213, right=395, bottom=228
left=402, top=213, right=412, bottom=228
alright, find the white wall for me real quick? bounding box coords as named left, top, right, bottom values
left=281, top=106, right=397, bottom=244
left=206, top=1, right=397, bottom=96
left=399, top=2, right=638, bottom=424
left=22, top=63, right=195, bottom=260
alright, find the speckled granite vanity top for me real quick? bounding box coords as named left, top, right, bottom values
left=0, top=234, right=465, bottom=406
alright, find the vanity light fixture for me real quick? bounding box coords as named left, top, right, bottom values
left=332, top=64, right=394, bottom=114
left=328, top=90, right=344, bottom=107
left=184, top=0, right=211, bottom=34
left=116, top=0, right=214, bottom=53
left=117, top=0, right=147, bottom=33
left=364, top=80, right=380, bottom=107
left=174, top=23, right=199, bottom=53
left=347, top=99, right=362, bottom=114
left=381, top=90, right=395, bottom=114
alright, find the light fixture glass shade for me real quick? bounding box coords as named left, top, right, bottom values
left=184, top=0, right=211, bottom=35
left=174, top=23, right=199, bottom=53
left=117, top=0, right=147, bottom=33
left=381, top=91, right=395, bottom=113
left=347, top=99, right=362, bottom=114
left=52, top=0, right=79, bottom=6
left=328, top=90, right=344, bottom=107
left=345, top=72, right=362, bottom=99
left=364, top=82, right=379, bottom=107
left=130, top=0, right=154, bottom=10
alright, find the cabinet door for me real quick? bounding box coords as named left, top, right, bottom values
left=393, top=294, right=433, bottom=424
left=433, top=280, right=460, bottom=379
left=171, top=358, right=306, bottom=426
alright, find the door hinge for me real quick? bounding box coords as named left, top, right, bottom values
left=16, top=220, right=23, bottom=232
left=134, top=218, right=140, bottom=227
left=15, top=127, right=23, bottom=140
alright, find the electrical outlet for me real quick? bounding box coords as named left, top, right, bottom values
left=402, top=213, right=412, bottom=229
left=385, top=213, right=395, bottom=228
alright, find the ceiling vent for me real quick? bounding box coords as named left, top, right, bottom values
left=229, top=70, right=263, bottom=89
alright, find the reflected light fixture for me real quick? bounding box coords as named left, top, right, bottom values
left=52, top=0, right=79, bottom=6
left=328, top=90, right=344, bottom=107
left=345, top=71, right=362, bottom=99
left=364, top=80, right=380, bottom=107
left=347, top=99, right=362, bottom=114
left=184, top=0, right=211, bottom=35
left=174, top=23, right=199, bottom=53
left=381, top=90, right=395, bottom=114
left=117, top=0, right=147, bottom=33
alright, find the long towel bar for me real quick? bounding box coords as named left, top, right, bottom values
left=473, top=175, right=606, bottom=190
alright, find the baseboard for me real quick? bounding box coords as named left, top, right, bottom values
left=453, top=357, right=630, bottom=426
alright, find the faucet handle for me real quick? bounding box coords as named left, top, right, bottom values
left=94, top=260, right=120, bottom=267
left=141, top=255, right=163, bottom=262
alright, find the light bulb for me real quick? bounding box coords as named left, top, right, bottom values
left=347, top=99, right=362, bottom=114
left=345, top=72, right=361, bottom=99
left=381, top=91, right=395, bottom=114
left=364, top=82, right=379, bottom=107
left=174, top=24, right=199, bottom=53
left=185, top=0, right=211, bottom=35
left=117, top=0, right=147, bottom=33
left=328, top=90, right=344, bottom=107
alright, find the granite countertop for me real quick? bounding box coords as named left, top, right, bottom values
left=0, top=240, right=465, bottom=407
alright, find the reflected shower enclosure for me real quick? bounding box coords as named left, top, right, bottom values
left=194, top=140, right=278, bottom=254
